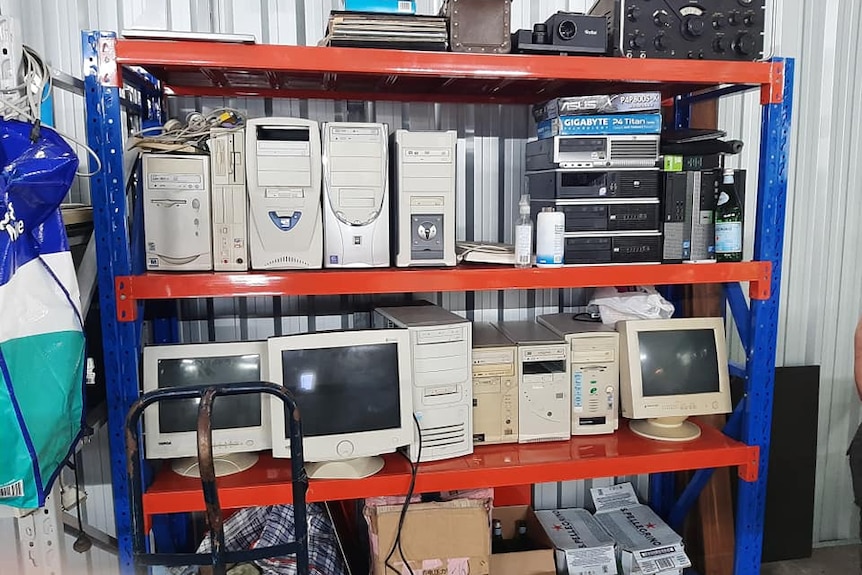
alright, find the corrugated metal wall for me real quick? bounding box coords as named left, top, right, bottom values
left=4, top=0, right=860, bottom=564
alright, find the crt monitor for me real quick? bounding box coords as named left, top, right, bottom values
left=617, top=317, right=732, bottom=442
left=142, top=341, right=270, bottom=477
left=268, top=329, right=413, bottom=480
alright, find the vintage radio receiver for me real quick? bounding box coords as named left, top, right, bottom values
left=527, top=169, right=661, bottom=201
left=526, top=135, right=660, bottom=172
left=564, top=232, right=662, bottom=265
left=471, top=323, right=518, bottom=445
left=373, top=304, right=473, bottom=462
left=538, top=314, right=619, bottom=435
left=588, top=0, right=766, bottom=61
left=494, top=321, right=570, bottom=443
left=531, top=199, right=661, bottom=234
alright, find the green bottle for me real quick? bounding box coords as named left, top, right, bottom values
left=715, top=169, right=743, bottom=262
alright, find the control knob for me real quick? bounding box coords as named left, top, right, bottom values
left=743, top=10, right=757, bottom=27
left=653, top=31, right=669, bottom=51
left=712, top=34, right=727, bottom=53
left=653, top=10, right=670, bottom=27
left=627, top=5, right=641, bottom=21
left=712, top=13, right=725, bottom=29
left=682, top=15, right=705, bottom=38
left=733, top=31, right=756, bottom=56
left=728, top=10, right=741, bottom=26
left=628, top=31, right=646, bottom=50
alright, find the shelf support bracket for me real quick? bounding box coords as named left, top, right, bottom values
left=725, top=282, right=751, bottom=352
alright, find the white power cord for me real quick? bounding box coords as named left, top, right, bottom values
left=0, top=44, right=102, bottom=178
left=129, top=107, right=246, bottom=153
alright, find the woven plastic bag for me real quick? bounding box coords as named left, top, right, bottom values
left=0, top=119, right=84, bottom=508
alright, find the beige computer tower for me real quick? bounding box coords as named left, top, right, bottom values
left=472, top=323, right=518, bottom=445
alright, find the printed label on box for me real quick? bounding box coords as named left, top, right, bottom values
left=591, top=483, right=640, bottom=513
left=633, top=543, right=691, bottom=575
left=567, top=547, right=618, bottom=575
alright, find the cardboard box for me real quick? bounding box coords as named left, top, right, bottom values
left=532, top=93, right=662, bottom=122
left=537, top=114, right=663, bottom=139
left=591, top=484, right=691, bottom=575
left=364, top=497, right=491, bottom=575
left=535, top=508, right=617, bottom=575
left=344, top=0, right=416, bottom=13
left=491, top=506, right=556, bottom=575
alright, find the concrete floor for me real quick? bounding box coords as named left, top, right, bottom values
left=761, top=545, right=860, bottom=574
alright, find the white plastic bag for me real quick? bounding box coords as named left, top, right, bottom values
left=588, top=286, right=675, bottom=326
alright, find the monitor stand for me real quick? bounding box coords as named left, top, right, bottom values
left=171, top=453, right=259, bottom=478
left=305, top=456, right=385, bottom=480
left=629, top=416, right=702, bottom=442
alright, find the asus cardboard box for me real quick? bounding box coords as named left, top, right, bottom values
left=590, top=484, right=691, bottom=575
left=491, top=506, right=556, bottom=575
left=364, top=495, right=492, bottom=575
left=534, top=508, right=618, bottom=575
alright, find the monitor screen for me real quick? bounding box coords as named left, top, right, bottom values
left=157, top=355, right=262, bottom=433
left=280, top=343, right=401, bottom=437
left=637, top=329, right=720, bottom=397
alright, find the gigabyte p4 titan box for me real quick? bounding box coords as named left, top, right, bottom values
left=533, top=91, right=661, bottom=122
left=527, top=169, right=661, bottom=201
left=564, top=232, right=662, bottom=265
left=471, top=323, right=518, bottom=445
left=526, top=135, right=660, bottom=171
left=537, top=113, right=662, bottom=139
left=531, top=199, right=661, bottom=234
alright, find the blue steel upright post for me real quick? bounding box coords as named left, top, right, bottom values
left=734, top=58, right=795, bottom=575
left=82, top=31, right=140, bottom=573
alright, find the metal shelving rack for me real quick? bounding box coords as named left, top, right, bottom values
left=81, top=30, right=794, bottom=575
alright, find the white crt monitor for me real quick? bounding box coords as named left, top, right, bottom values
left=142, top=341, right=270, bottom=477
left=268, top=329, right=413, bottom=479
left=618, top=317, right=732, bottom=442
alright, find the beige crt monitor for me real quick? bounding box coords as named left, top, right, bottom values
left=618, top=317, right=732, bottom=442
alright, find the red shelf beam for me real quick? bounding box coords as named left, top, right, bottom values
left=115, top=262, right=771, bottom=322
left=142, top=422, right=758, bottom=524
left=114, top=40, right=784, bottom=104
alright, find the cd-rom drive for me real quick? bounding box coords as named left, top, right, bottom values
left=143, top=153, right=212, bottom=271
left=525, top=135, right=660, bottom=172
left=564, top=233, right=662, bottom=265
left=531, top=199, right=661, bottom=233
left=323, top=122, right=389, bottom=267
left=210, top=128, right=248, bottom=271
left=373, top=305, right=472, bottom=462
left=494, top=321, right=570, bottom=443
left=527, top=169, right=660, bottom=200
left=392, top=130, right=457, bottom=267
left=537, top=314, right=619, bottom=435
left=472, top=323, right=518, bottom=445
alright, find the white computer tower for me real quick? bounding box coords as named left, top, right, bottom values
left=245, top=118, right=323, bottom=270
left=392, top=130, right=457, bottom=267
left=322, top=122, right=390, bottom=267
left=143, top=153, right=213, bottom=271
left=472, top=323, right=518, bottom=445
left=210, top=127, right=248, bottom=271
left=373, top=304, right=473, bottom=462
left=494, top=321, right=571, bottom=443
left=538, top=314, right=620, bottom=435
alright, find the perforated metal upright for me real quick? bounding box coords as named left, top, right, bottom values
left=81, top=27, right=796, bottom=575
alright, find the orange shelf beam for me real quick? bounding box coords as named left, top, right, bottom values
left=142, top=422, right=758, bottom=523
left=115, top=262, right=771, bottom=322
left=114, top=40, right=784, bottom=104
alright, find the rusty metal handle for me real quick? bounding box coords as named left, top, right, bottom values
left=125, top=381, right=309, bottom=575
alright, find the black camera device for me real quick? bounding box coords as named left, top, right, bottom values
left=511, top=12, right=608, bottom=55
